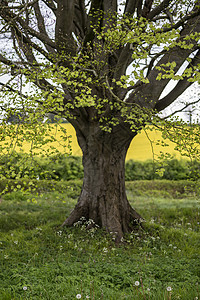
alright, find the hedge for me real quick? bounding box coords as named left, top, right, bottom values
left=0, top=152, right=200, bottom=181
left=0, top=179, right=199, bottom=198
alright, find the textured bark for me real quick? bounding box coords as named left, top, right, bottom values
left=62, top=124, right=143, bottom=241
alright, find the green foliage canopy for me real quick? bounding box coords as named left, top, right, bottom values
left=0, top=0, right=199, bottom=176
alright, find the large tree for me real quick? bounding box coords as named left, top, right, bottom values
left=0, top=0, right=200, bottom=241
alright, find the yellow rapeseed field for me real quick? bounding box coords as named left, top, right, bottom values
left=2, top=123, right=183, bottom=161
left=60, top=124, right=182, bottom=160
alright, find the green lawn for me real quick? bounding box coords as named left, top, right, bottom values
left=0, top=182, right=199, bottom=299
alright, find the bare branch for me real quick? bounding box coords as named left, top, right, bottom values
left=156, top=79, right=193, bottom=112
left=124, top=0, right=137, bottom=16
left=33, top=1, right=56, bottom=54
left=0, top=0, right=38, bottom=10
left=11, top=23, right=55, bottom=63
left=113, top=44, right=133, bottom=81
left=0, top=3, right=56, bottom=49
left=41, top=0, right=57, bottom=15
left=0, top=53, right=15, bottom=66
left=165, top=8, right=173, bottom=25
left=148, top=0, right=173, bottom=20
left=161, top=9, right=200, bottom=33
left=137, top=0, right=142, bottom=17
left=146, top=50, right=167, bottom=77
left=155, top=49, right=200, bottom=112
left=12, top=26, right=36, bottom=64
left=142, top=0, right=153, bottom=18
left=161, top=98, right=200, bottom=120
left=73, top=0, right=87, bottom=40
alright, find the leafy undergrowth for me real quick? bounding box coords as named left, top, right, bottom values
left=0, top=183, right=200, bottom=300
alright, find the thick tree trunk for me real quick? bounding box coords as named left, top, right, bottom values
left=62, top=124, right=143, bottom=241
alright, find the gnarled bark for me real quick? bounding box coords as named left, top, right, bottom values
left=62, top=124, right=143, bottom=241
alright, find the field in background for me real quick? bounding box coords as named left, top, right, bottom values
left=9, top=124, right=182, bottom=161
left=48, top=124, right=182, bottom=160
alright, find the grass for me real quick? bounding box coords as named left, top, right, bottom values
left=0, top=182, right=200, bottom=299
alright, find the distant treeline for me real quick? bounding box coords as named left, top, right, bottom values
left=6, top=112, right=68, bottom=124
left=0, top=153, right=199, bottom=181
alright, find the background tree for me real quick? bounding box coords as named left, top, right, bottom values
left=0, top=0, right=200, bottom=241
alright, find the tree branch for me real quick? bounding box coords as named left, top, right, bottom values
left=0, top=0, right=38, bottom=10
left=103, top=0, right=117, bottom=14
left=146, top=49, right=167, bottom=77
left=148, top=0, right=173, bottom=20
left=102, top=0, right=117, bottom=28
left=41, top=0, right=57, bottom=15
left=12, top=26, right=36, bottom=64
left=141, top=0, right=153, bottom=18
left=161, top=98, right=200, bottom=120
left=55, top=0, right=77, bottom=56
left=155, top=49, right=200, bottom=112
left=132, top=14, right=200, bottom=107
left=124, top=0, right=137, bottom=16
left=33, top=1, right=55, bottom=54
left=105, top=76, right=125, bottom=103
left=0, top=3, right=56, bottom=49
left=155, top=79, right=193, bottom=112
left=0, top=53, right=15, bottom=67
left=83, top=0, right=103, bottom=47
left=161, top=9, right=200, bottom=33
left=73, top=0, right=87, bottom=40
left=11, top=23, right=54, bottom=63
left=113, top=44, right=133, bottom=81
left=0, top=81, right=28, bottom=99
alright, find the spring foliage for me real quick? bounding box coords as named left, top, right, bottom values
left=0, top=1, right=200, bottom=183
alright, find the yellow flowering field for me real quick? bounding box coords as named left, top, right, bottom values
left=49, top=124, right=183, bottom=160
left=2, top=123, right=182, bottom=161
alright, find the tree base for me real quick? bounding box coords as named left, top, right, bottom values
left=62, top=193, right=144, bottom=243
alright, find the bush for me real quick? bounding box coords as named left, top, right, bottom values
left=0, top=152, right=200, bottom=181
left=40, top=155, right=83, bottom=180
left=162, top=159, right=189, bottom=180
left=0, top=152, right=84, bottom=181
left=0, top=178, right=83, bottom=194
left=125, top=159, right=199, bottom=181
left=125, top=160, right=159, bottom=180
